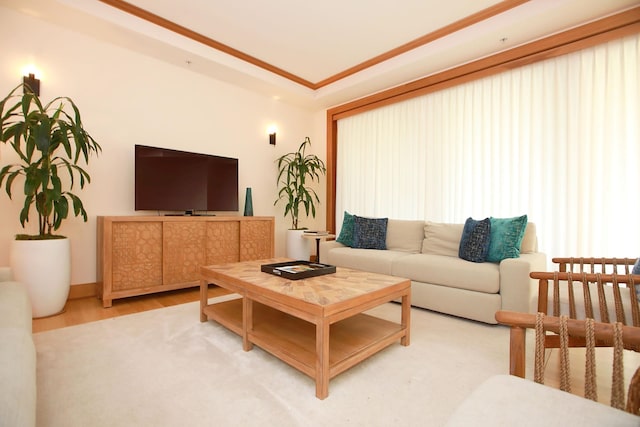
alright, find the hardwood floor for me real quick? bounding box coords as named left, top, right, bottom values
left=32, top=285, right=230, bottom=333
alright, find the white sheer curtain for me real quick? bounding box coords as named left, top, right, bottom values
left=336, top=34, right=639, bottom=258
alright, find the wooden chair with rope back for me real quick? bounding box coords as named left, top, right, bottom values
left=532, top=270, right=640, bottom=350
left=553, top=257, right=637, bottom=275
left=495, top=310, right=640, bottom=415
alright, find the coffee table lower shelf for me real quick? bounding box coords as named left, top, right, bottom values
left=202, top=298, right=405, bottom=382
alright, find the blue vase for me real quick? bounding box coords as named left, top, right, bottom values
left=243, top=187, right=253, bottom=216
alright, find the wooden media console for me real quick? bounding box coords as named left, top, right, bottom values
left=97, top=215, right=274, bottom=307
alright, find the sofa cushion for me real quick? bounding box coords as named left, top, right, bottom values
left=520, top=223, right=537, bottom=253
left=421, top=222, right=464, bottom=257
left=0, top=281, right=32, bottom=332
left=446, top=375, right=640, bottom=427
left=392, top=254, right=500, bottom=293
left=336, top=211, right=355, bottom=247
left=486, top=215, right=528, bottom=262
left=458, top=217, right=491, bottom=263
left=0, top=327, right=36, bottom=427
left=0, top=267, right=13, bottom=282
left=325, top=247, right=411, bottom=276
left=386, top=219, right=425, bottom=253
left=352, top=216, right=388, bottom=249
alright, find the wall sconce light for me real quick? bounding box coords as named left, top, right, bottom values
left=23, top=73, right=40, bottom=96
left=267, top=125, right=277, bottom=145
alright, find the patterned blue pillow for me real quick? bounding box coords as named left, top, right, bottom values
left=458, top=217, right=491, bottom=263
left=486, top=215, right=528, bottom=263
left=336, top=211, right=355, bottom=247
left=352, top=216, right=388, bottom=250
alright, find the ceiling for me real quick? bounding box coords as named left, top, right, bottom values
left=5, top=0, right=639, bottom=109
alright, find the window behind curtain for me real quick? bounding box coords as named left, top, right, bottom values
left=336, top=34, right=639, bottom=258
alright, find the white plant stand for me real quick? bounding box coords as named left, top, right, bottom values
left=286, top=229, right=311, bottom=260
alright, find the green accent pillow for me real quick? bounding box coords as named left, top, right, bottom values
left=336, top=211, right=355, bottom=247
left=352, top=216, right=388, bottom=249
left=487, top=215, right=528, bottom=263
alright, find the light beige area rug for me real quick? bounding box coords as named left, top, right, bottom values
left=34, top=299, right=512, bottom=427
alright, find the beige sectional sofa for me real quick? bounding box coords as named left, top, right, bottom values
left=0, top=267, right=36, bottom=427
left=320, top=219, right=547, bottom=324
left=446, top=374, right=640, bottom=426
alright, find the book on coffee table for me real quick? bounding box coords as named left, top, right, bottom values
left=261, top=260, right=336, bottom=280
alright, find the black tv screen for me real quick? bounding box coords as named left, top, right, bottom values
left=135, top=145, right=238, bottom=213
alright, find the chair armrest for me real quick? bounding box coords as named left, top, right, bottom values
left=500, top=252, right=547, bottom=313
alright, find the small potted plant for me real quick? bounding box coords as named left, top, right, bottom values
left=274, top=137, right=326, bottom=258
left=0, top=83, right=101, bottom=317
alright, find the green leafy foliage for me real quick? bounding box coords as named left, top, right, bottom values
left=274, top=137, right=326, bottom=230
left=0, top=84, right=101, bottom=237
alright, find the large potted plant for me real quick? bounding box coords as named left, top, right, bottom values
left=275, top=136, right=326, bottom=259
left=0, top=83, right=101, bottom=317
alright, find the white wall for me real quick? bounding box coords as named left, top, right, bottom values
left=0, top=5, right=328, bottom=285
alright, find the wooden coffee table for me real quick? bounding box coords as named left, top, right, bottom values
left=199, top=258, right=411, bottom=399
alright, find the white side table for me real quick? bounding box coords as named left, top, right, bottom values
left=302, top=233, right=336, bottom=263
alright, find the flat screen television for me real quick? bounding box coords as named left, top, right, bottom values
left=135, top=144, right=239, bottom=214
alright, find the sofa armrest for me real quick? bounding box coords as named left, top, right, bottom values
left=0, top=267, right=12, bottom=282
left=0, top=281, right=33, bottom=331
left=319, top=240, right=345, bottom=264
left=499, top=252, right=547, bottom=314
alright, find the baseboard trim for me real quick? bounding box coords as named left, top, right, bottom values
left=69, top=283, right=97, bottom=300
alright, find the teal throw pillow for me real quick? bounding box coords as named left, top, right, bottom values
left=352, top=216, right=388, bottom=250
left=458, top=217, right=491, bottom=263
left=336, top=211, right=355, bottom=247
left=486, top=215, right=528, bottom=263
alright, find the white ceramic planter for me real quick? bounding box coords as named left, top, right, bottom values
left=10, top=238, right=71, bottom=318
left=286, top=229, right=310, bottom=260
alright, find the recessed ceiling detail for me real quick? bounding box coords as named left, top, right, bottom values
left=98, top=0, right=530, bottom=90
left=5, top=0, right=638, bottom=109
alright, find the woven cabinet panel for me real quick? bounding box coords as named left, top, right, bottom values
left=111, top=222, right=163, bottom=291
left=205, top=221, right=240, bottom=264
left=163, top=222, right=207, bottom=285
left=240, top=220, right=273, bottom=261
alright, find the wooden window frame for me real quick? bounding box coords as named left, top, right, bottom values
left=325, top=7, right=640, bottom=232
